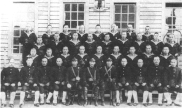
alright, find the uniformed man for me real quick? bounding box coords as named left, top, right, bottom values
left=51, top=57, right=66, bottom=106
left=37, top=58, right=53, bottom=105
left=50, top=32, right=64, bottom=56
left=59, top=46, right=72, bottom=68
left=19, top=58, right=40, bottom=107
left=99, top=57, right=118, bottom=106
left=68, top=32, right=82, bottom=56
left=132, top=59, right=149, bottom=106
left=93, top=24, right=105, bottom=42
left=142, top=26, right=153, bottom=42
left=84, top=33, right=97, bottom=56
left=132, top=33, right=146, bottom=56
left=148, top=56, right=164, bottom=106
left=110, top=46, right=124, bottom=67
left=117, top=31, right=132, bottom=56
left=92, top=46, right=106, bottom=69
left=126, top=24, right=136, bottom=42
left=117, top=58, right=133, bottom=106
left=82, top=58, right=100, bottom=106
left=100, top=33, right=114, bottom=56
left=44, top=48, right=56, bottom=67
left=108, top=24, right=120, bottom=41
left=25, top=48, right=40, bottom=67
left=66, top=57, right=83, bottom=106
left=1, top=59, right=20, bottom=108
left=75, top=46, right=89, bottom=68
left=78, top=25, right=88, bottom=44
left=42, top=24, right=54, bottom=45
left=59, top=24, right=72, bottom=45
left=33, top=37, right=46, bottom=56
left=163, top=59, right=182, bottom=106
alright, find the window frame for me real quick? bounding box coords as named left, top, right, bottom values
left=63, top=2, right=86, bottom=32
left=114, top=3, right=136, bottom=31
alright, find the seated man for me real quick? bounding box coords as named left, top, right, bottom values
left=66, top=57, right=83, bottom=106
left=163, top=59, right=182, bottom=106
left=82, top=58, right=100, bottom=106
left=99, top=57, right=118, bottom=106
left=1, top=59, right=20, bottom=108
left=51, top=57, right=66, bottom=106
left=37, top=58, right=53, bottom=105
left=19, top=58, right=40, bottom=107
left=117, top=58, right=133, bottom=106
left=132, top=59, right=149, bottom=106
left=148, top=56, right=164, bottom=106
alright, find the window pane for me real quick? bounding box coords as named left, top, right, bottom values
left=115, top=5, right=121, bottom=13
left=166, top=17, right=173, bottom=25
left=65, top=4, right=70, bottom=11
left=78, top=13, right=84, bottom=20
left=14, top=30, right=20, bottom=36
left=122, top=5, right=128, bottom=13
left=72, top=4, right=77, bottom=11
left=78, top=21, right=84, bottom=25
left=115, top=23, right=120, bottom=28
left=122, top=23, right=127, bottom=28
left=129, top=14, right=135, bottom=21
left=13, top=46, right=19, bottom=53
left=71, top=21, right=77, bottom=28
left=13, top=38, right=19, bottom=45
left=122, top=14, right=127, bottom=21
left=65, top=21, right=70, bottom=27
left=115, top=14, right=120, bottom=21
left=65, top=12, right=70, bottom=20
left=129, top=5, right=135, bottom=13
left=72, top=13, right=77, bottom=20
left=79, top=4, right=84, bottom=11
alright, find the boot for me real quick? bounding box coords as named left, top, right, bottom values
left=100, top=91, right=105, bottom=106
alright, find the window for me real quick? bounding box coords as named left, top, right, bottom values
left=165, top=3, right=182, bottom=33
left=13, top=26, right=23, bottom=53
left=114, top=4, right=136, bottom=31
left=64, top=3, right=85, bottom=32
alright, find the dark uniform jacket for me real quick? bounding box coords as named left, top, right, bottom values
left=141, top=53, right=155, bottom=67
left=108, top=32, right=121, bottom=41
left=110, top=53, right=124, bottom=67
left=52, top=66, right=66, bottom=83
left=42, top=33, right=54, bottom=45
left=78, top=33, right=88, bottom=44
left=100, top=41, right=114, bottom=56
left=127, top=31, right=136, bottom=42
left=59, top=32, right=72, bottom=45
left=37, top=66, right=53, bottom=84
left=159, top=54, right=175, bottom=68
left=75, top=54, right=89, bottom=68
left=49, top=40, right=64, bottom=56
left=91, top=54, right=106, bottom=69
left=117, top=65, right=133, bottom=84
left=132, top=41, right=146, bottom=55
left=84, top=40, right=97, bottom=56
left=66, top=67, right=83, bottom=84
left=82, top=67, right=100, bottom=86
left=68, top=40, right=82, bottom=56
left=33, top=43, right=46, bottom=56
left=148, top=65, right=164, bottom=86
left=164, top=67, right=182, bottom=87
left=100, top=66, right=118, bottom=82
left=59, top=54, right=72, bottom=68
left=165, top=43, right=180, bottom=56
left=149, top=40, right=164, bottom=55
left=93, top=33, right=105, bottom=43
left=116, top=39, right=132, bottom=56
left=133, top=67, right=148, bottom=84
left=1, top=67, right=19, bottom=84
left=20, top=66, right=38, bottom=85
left=142, top=33, right=153, bottom=42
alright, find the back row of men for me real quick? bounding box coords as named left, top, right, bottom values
left=19, top=24, right=180, bottom=67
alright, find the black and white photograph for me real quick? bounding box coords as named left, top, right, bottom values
left=0, top=0, right=182, bottom=108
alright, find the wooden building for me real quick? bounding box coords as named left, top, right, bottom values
left=0, top=0, right=182, bottom=68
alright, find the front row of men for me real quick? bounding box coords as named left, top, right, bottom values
left=1, top=56, right=182, bottom=108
